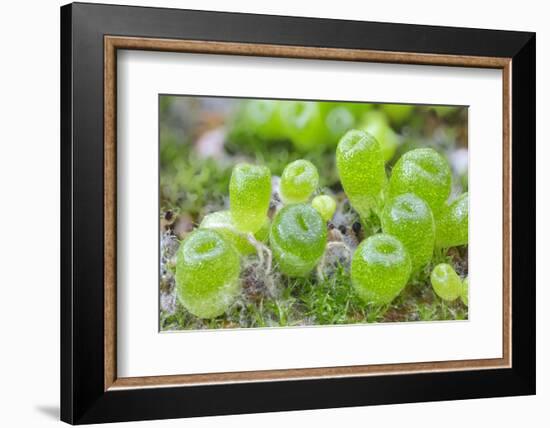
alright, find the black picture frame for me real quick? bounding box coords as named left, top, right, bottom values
left=61, top=2, right=535, bottom=424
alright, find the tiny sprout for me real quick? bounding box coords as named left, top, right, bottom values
left=175, top=229, right=241, bottom=319
left=270, top=203, right=327, bottom=277
left=389, top=148, right=452, bottom=213
left=336, top=129, right=387, bottom=218
left=461, top=277, right=469, bottom=306
left=200, top=210, right=269, bottom=256
left=381, top=193, right=435, bottom=272
left=229, top=162, right=271, bottom=233
left=351, top=233, right=411, bottom=305
left=435, top=192, right=468, bottom=248
left=279, top=159, right=319, bottom=204
left=430, top=263, right=462, bottom=301
left=311, top=194, right=337, bottom=221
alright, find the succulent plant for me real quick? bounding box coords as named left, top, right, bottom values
left=336, top=129, right=387, bottom=218
left=311, top=194, right=337, bottom=221
left=435, top=192, right=468, bottom=248
left=279, top=159, right=319, bottom=204
left=175, top=229, right=241, bottom=318
left=381, top=193, right=435, bottom=271
left=351, top=233, right=411, bottom=305
left=270, top=203, right=327, bottom=277
left=229, top=163, right=271, bottom=233
left=430, top=263, right=462, bottom=301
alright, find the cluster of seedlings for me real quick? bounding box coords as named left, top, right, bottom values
left=172, top=117, right=468, bottom=323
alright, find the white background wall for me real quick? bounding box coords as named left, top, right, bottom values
left=0, top=0, right=546, bottom=427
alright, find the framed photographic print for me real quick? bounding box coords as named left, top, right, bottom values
left=60, top=2, right=536, bottom=424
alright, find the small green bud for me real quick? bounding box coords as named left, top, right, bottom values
left=435, top=192, right=468, bottom=248
left=336, top=129, right=387, bottom=218
left=430, top=263, right=462, bottom=301
left=381, top=193, right=435, bottom=271
left=229, top=163, right=271, bottom=233
left=200, top=210, right=269, bottom=256
left=270, top=203, right=327, bottom=277
left=280, top=159, right=319, bottom=204
left=351, top=234, right=411, bottom=305
left=388, top=148, right=451, bottom=213
left=175, top=229, right=241, bottom=319
left=311, top=195, right=337, bottom=221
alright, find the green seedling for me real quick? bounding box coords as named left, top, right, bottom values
left=351, top=233, right=411, bottom=305
left=229, top=162, right=271, bottom=233
left=311, top=194, right=337, bottom=221
left=359, top=110, right=399, bottom=162
left=280, top=101, right=326, bottom=151
left=175, top=229, right=241, bottom=319
left=388, top=148, right=452, bottom=213
left=435, top=192, right=468, bottom=248
left=270, top=203, right=327, bottom=277
left=430, top=263, right=462, bottom=301
left=381, top=193, right=435, bottom=272
left=336, top=129, right=387, bottom=218
left=279, top=159, right=319, bottom=204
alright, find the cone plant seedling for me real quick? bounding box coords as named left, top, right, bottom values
left=175, top=229, right=241, bottom=319
left=200, top=210, right=270, bottom=256
left=430, top=263, right=462, bottom=301
left=270, top=203, right=327, bottom=277
left=351, top=233, right=412, bottom=305
left=388, top=148, right=452, bottom=214
left=229, top=162, right=271, bottom=233
left=324, top=105, right=356, bottom=145
left=279, top=159, right=319, bottom=204
left=461, top=277, right=469, bottom=306
left=381, top=193, right=435, bottom=272
left=311, top=194, right=337, bottom=222
left=336, top=129, right=387, bottom=218
left=435, top=192, right=469, bottom=248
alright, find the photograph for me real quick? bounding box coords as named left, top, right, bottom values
left=159, top=96, right=469, bottom=331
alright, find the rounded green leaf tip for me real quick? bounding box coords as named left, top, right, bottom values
left=461, top=277, right=469, bottom=306
left=430, top=263, right=462, bottom=301
left=229, top=162, right=271, bottom=233
left=311, top=194, right=337, bottom=221
left=280, top=101, right=326, bottom=151
left=435, top=192, right=468, bottom=248
left=270, top=203, right=327, bottom=277
left=175, top=229, right=241, bottom=319
left=351, top=234, right=411, bottom=305
left=381, top=193, right=435, bottom=272
left=200, top=210, right=269, bottom=256
left=359, top=111, right=399, bottom=162
left=280, top=159, right=319, bottom=204
left=336, top=129, right=387, bottom=218
left=388, top=148, right=451, bottom=213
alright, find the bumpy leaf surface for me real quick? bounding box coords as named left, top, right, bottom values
left=280, top=159, right=319, bottom=204
left=381, top=193, right=435, bottom=271
left=229, top=163, right=271, bottom=233
left=430, top=263, right=462, bottom=301
left=175, top=229, right=241, bottom=318
left=435, top=192, right=468, bottom=248
left=351, top=233, right=411, bottom=305
left=270, top=203, right=327, bottom=277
